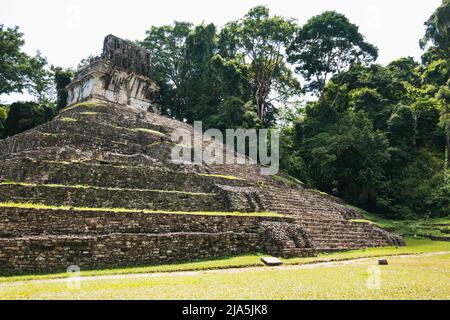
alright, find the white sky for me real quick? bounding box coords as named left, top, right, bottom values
left=0, top=0, right=442, bottom=103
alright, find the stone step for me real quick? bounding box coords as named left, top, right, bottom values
left=279, top=247, right=316, bottom=258
left=38, top=119, right=168, bottom=150
left=0, top=183, right=225, bottom=212
left=0, top=206, right=286, bottom=237
left=0, top=159, right=248, bottom=192
left=0, top=129, right=152, bottom=158
left=59, top=102, right=166, bottom=132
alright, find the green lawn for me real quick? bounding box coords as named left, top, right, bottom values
left=348, top=206, right=450, bottom=239
left=1, top=252, right=448, bottom=299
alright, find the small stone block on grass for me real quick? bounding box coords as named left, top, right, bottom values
left=378, top=259, right=388, bottom=265
left=261, top=257, right=283, bottom=266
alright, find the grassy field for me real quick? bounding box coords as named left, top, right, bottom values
left=0, top=252, right=448, bottom=299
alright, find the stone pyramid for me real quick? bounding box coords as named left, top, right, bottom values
left=0, top=36, right=403, bottom=274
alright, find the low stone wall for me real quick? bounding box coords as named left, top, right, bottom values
left=0, top=208, right=304, bottom=273
left=0, top=207, right=291, bottom=237
left=0, top=232, right=260, bottom=274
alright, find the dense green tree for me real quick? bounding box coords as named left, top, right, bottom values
left=0, top=25, right=52, bottom=100
left=387, top=57, right=421, bottom=86
left=221, top=6, right=301, bottom=124
left=183, top=23, right=220, bottom=124
left=0, top=25, right=30, bottom=95
left=301, top=110, right=389, bottom=204
left=0, top=104, right=8, bottom=139
left=3, top=101, right=55, bottom=137
left=437, top=78, right=450, bottom=168
left=141, top=22, right=193, bottom=119
left=52, top=67, right=74, bottom=110
left=420, top=0, right=450, bottom=59
left=287, top=11, right=378, bottom=95
left=281, top=35, right=446, bottom=217
left=420, top=0, right=450, bottom=169
left=387, top=105, right=417, bottom=150
left=26, top=52, right=55, bottom=102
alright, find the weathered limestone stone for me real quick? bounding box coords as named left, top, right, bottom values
left=66, top=35, right=160, bottom=113
left=261, top=257, right=283, bottom=266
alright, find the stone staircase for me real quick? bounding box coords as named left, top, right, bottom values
left=260, top=186, right=403, bottom=252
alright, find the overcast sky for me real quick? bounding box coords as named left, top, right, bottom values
left=0, top=0, right=442, bottom=103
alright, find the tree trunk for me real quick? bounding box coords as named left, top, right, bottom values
left=445, top=105, right=449, bottom=170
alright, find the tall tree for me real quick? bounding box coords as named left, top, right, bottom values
left=0, top=25, right=52, bottom=100
left=183, top=23, right=219, bottom=124
left=220, top=6, right=301, bottom=124
left=420, top=0, right=450, bottom=168
left=141, top=22, right=193, bottom=119
left=26, top=52, right=55, bottom=102
left=437, top=78, right=450, bottom=169
left=0, top=24, right=30, bottom=95
left=420, top=0, right=450, bottom=59
left=287, top=11, right=378, bottom=95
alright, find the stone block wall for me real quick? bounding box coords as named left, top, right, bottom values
left=0, top=207, right=291, bottom=237
left=0, top=184, right=226, bottom=212
left=0, top=208, right=297, bottom=274
left=0, top=232, right=260, bottom=274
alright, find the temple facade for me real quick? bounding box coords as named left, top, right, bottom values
left=66, top=35, right=161, bottom=113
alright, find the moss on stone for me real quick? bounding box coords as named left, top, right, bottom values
left=197, top=173, right=244, bottom=180
left=59, top=101, right=104, bottom=114
left=349, top=219, right=375, bottom=224
left=0, top=202, right=284, bottom=218
left=39, top=132, right=58, bottom=137
left=272, top=174, right=303, bottom=186
left=59, top=117, right=77, bottom=123
left=132, top=128, right=166, bottom=137
left=0, top=181, right=215, bottom=196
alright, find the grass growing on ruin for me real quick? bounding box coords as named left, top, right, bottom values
left=108, top=124, right=166, bottom=137
left=132, top=128, right=166, bottom=137
left=59, top=101, right=105, bottom=114
left=272, top=174, right=304, bottom=186
left=38, top=132, right=58, bottom=137
left=59, top=117, right=77, bottom=122
left=0, top=201, right=283, bottom=218
left=0, top=252, right=448, bottom=299
left=197, top=173, right=245, bottom=180
left=0, top=181, right=214, bottom=196
left=349, top=219, right=376, bottom=224
left=79, top=112, right=99, bottom=116
left=348, top=205, right=450, bottom=239
left=0, top=237, right=448, bottom=284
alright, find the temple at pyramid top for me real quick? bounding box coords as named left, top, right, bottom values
left=101, top=34, right=153, bottom=78
left=66, top=35, right=160, bottom=113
